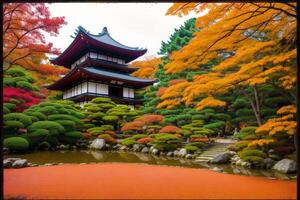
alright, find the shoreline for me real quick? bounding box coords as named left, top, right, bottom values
left=4, top=162, right=296, bottom=199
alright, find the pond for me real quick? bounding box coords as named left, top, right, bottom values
left=4, top=150, right=296, bottom=180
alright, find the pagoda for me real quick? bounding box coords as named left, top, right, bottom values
left=46, top=26, right=156, bottom=107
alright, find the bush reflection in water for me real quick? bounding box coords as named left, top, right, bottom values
left=4, top=150, right=295, bottom=180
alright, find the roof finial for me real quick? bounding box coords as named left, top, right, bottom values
left=101, top=27, right=108, bottom=35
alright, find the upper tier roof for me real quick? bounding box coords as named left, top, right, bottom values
left=51, top=26, right=147, bottom=67
left=45, top=66, right=156, bottom=90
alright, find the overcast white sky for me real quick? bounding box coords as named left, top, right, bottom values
left=46, top=3, right=197, bottom=61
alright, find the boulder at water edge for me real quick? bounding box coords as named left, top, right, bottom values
left=90, top=139, right=106, bottom=150
left=178, top=148, right=187, bottom=157
left=141, top=147, right=149, bottom=153
left=211, top=152, right=233, bottom=164
left=12, top=159, right=28, bottom=168
left=272, top=159, right=297, bottom=174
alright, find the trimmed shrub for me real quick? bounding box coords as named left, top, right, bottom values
left=131, top=134, right=148, bottom=140
left=233, top=126, right=258, bottom=140
left=97, top=134, right=117, bottom=143
left=188, top=142, right=205, bottom=148
left=121, top=138, right=137, bottom=146
left=103, top=115, right=119, bottom=122
left=4, top=113, right=32, bottom=127
left=4, top=103, right=16, bottom=110
left=154, top=143, right=178, bottom=151
left=137, top=137, right=153, bottom=144
left=3, top=106, right=10, bottom=114
left=159, top=125, right=180, bottom=134
left=82, top=132, right=92, bottom=140
left=4, top=120, right=24, bottom=129
left=16, top=81, right=33, bottom=90
left=184, top=145, right=199, bottom=153
left=58, top=131, right=82, bottom=145
left=4, top=137, right=30, bottom=152
left=238, top=149, right=267, bottom=159
left=228, top=140, right=251, bottom=152
left=28, top=121, right=65, bottom=136
left=55, top=120, right=76, bottom=131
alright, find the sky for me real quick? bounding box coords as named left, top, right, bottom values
left=46, top=3, right=197, bottom=61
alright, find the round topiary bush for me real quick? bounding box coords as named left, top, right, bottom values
left=28, top=121, right=65, bottom=136
left=4, top=113, right=32, bottom=127
left=184, top=145, right=199, bottom=153
left=16, top=81, right=33, bottom=90
left=4, top=137, right=30, bottom=152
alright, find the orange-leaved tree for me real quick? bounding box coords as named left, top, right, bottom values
left=164, top=2, right=296, bottom=106
left=130, top=57, right=162, bottom=79
left=163, top=2, right=297, bottom=147
left=3, top=3, right=67, bottom=75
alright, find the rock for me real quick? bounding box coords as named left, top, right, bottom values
left=236, top=159, right=242, bottom=166
left=141, top=147, right=149, bottom=153
left=152, top=148, right=159, bottom=155
left=12, top=159, right=28, bottom=168
left=211, top=152, right=233, bottom=164
left=105, top=144, right=111, bottom=149
left=58, top=144, right=68, bottom=150
left=31, top=164, right=39, bottom=167
left=160, top=152, right=166, bottom=156
left=89, top=139, right=106, bottom=150
left=44, top=163, right=53, bottom=166
left=178, top=148, right=187, bottom=157
left=119, top=146, right=127, bottom=151
left=173, top=150, right=179, bottom=157
left=3, top=159, right=13, bottom=168
left=133, top=144, right=142, bottom=152
left=268, top=149, right=275, bottom=154
left=71, top=145, right=77, bottom=150
left=231, top=155, right=239, bottom=162
left=272, top=159, right=297, bottom=174
left=4, top=157, right=22, bottom=168
left=262, top=158, right=275, bottom=169
left=114, top=144, right=122, bottom=149
left=149, top=146, right=155, bottom=152
left=241, top=161, right=251, bottom=168
left=211, top=166, right=223, bottom=172
left=167, top=152, right=173, bottom=157
left=185, top=154, right=193, bottom=159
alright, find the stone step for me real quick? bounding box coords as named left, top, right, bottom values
left=197, top=155, right=214, bottom=158
left=196, top=143, right=232, bottom=161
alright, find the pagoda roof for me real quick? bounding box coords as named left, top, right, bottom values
left=45, top=66, right=156, bottom=90
left=51, top=26, right=147, bottom=67
left=74, top=57, right=138, bottom=73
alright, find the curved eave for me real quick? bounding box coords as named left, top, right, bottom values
left=74, top=57, right=139, bottom=73
left=51, top=30, right=147, bottom=67
left=81, top=67, right=156, bottom=88
left=45, top=66, right=156, bottom=90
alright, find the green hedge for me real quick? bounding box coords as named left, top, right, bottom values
left=4, top=137, right=30, bottom=152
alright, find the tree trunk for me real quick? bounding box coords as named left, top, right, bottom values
left=240, top=88, right=262, bottom=126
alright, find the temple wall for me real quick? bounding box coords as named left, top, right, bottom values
left=63, top=81, right=111, bottom=99
left=71, top=52, right=126, bottom=69
left=123, top=87, right=134, bottom=98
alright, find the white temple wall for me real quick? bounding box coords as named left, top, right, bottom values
left=97, top=83, right=109, bottom=95
left=88, top=82, right=97, bottom=93
left=63, top=82, right=135, bottom=99
left=71, top=52, right=126, bottom=68
left=123, top=87, right=134, bottom=98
